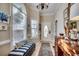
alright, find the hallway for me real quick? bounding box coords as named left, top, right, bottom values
left=0, top=3, right=79, bottom=56
left=32, top=41, right=55, bottom=56
left=38, top=43, right=53, bottom=56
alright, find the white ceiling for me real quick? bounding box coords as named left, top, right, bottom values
left=26, top=3, right=67, bottom=16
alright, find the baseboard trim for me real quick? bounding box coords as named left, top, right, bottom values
left=0, top=40, right=11, bottom=46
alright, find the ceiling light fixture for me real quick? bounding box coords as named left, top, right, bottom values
left=36, top=3, right=48, bottom=10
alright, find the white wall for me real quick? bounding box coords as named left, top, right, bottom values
left=55, top=4, right=68, bottom=36
left=25, top=4, right=40, bottom=42
left=0, top=3, right=11, bottom=56
left=77, top=22, right=79, bottom=31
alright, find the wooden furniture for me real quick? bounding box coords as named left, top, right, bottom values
left=55, top=37, right=77, bottom=56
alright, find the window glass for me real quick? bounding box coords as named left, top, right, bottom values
left=44, top=25, right=48, bottom=38
left=31, top=20, right=37, bottom=38
left=12, top=4, right=27, bottom=44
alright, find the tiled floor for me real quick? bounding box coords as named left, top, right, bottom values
left=32, top=41, right=55, bottom=56
left=32, top=41, right=41, bottom=56
left=38, top=43, right=53, bottom=56
left=50, top=43, right=55, bottom=56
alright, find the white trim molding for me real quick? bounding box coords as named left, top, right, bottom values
left=40, top=12, right=54, bottom=16
left=0, top=40, right=11, bottom=46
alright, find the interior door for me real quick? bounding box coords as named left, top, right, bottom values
left=41, top=21, right=52, bottom=43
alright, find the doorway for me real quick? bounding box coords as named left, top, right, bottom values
left=41, top=21, right=52, bottom=43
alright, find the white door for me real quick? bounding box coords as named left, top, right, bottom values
left=41, top=22, right=52, bottom=43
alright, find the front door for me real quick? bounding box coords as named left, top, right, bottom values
left=41, top=22, right=52, bottom=43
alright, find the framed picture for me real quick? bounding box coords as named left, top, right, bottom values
left=0, top=23, right=8, bottom=30
left=0, top=10, right=9, bottom=30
